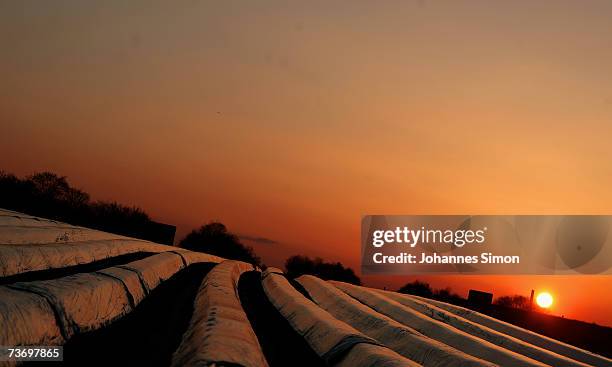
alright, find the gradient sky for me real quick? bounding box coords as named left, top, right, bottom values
left=2, top=1, right=612, bottom=325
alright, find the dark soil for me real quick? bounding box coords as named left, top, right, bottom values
left=0, top=251, right=155, bottom=285
left=25, top=262, right=216, bottom=367
left=238, top=271, right=325, bottom=367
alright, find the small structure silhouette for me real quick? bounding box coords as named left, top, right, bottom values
left=468, top=289, right=493, bottom=306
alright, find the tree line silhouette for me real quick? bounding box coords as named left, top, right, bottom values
left=178, top=224, right=362, bottom=284
left=179, top=222, right=261, bottom=266
left=1, top=170, right=362, bottom=284
left=0, top=171, right=157, bottom=241
left=284, top=255, right=362, bottom=285
left=398, top=279, right=543, bottom=312
left=495, top=295, right=532, bottom=310
left=398, top=280, right=464, bottom=304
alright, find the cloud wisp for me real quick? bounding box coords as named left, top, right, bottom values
left=239, top=234, right=279, bottom=245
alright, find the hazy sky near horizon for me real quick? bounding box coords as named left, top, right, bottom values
left=2, top=1, right=612, bottom=325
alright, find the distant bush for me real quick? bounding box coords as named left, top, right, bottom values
left=433, top=287, right=464, bottom=304
left=398, top=280, right=433, bottom=298
left=0, top=171, right=90, bottom=222
left=495, top=295, right=531, bottom=310
left=398, top=280, right=465, bottom=305
left=179, top=222, right=261, bottom=267
left=285, top=255, right=361, bottom=285
left=0, top=170, right=164, bottom=242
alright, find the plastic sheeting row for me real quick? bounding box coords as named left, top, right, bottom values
left=0, top=209, right=223, bottom=278
left=393, top=292, right=611, bottom=367
left=331, top=281, right=548, bottom=367
left=297, top=275, right=494, bottom=367
left=261, top=269, right=419, bottom=367
left=0, top=251, right=221, bottom=349
left=331, top=281, right=611, bottom=367
left=376, top=289, right=594, bottom=367
left=171, top=260, right=268, bottom=367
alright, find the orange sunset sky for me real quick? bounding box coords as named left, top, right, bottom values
left=1, top=1, right=612, bottom=326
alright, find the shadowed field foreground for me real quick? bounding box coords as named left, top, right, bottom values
left=0, top=209, right=610, bottom=367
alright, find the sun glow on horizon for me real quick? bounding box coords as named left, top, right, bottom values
left=536, top=292, right=554, bottom=309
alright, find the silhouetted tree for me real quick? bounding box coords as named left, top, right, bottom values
left=285, top=255, right=361, bottom=285
left=88, top=201, right=151, bottom=238
left=0, top=170, right=167, bottom=242
left=285, top=255, right=316, bottom=278
left=434, top=287, right=464, bottom=304
left=179, top=222, right=260, bottom=266
left=0, top=171, right=30, bottom=211
left=398, top=280, right=433, bottom=298
left=0, top=171, right=88, bottom=221
left=495, top=295, right=531, bottom=310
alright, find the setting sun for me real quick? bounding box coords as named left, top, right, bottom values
left=536, top=292, right=554, bottom=309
